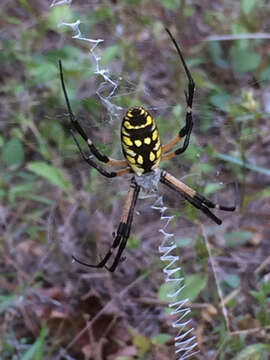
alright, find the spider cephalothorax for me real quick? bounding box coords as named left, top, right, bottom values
left=59, top=28, right=235, bottom=272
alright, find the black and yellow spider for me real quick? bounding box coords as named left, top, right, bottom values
left=59, top=29, right=235, bottom=272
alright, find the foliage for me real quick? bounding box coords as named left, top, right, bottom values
left=0, top=0, right=269, bottom=359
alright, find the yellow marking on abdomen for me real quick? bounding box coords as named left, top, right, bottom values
left=149, top=152, right=155, bottom=161
left=131, top=166, right=144, bottom=176
left=123, top=136, right=133, bottom=146
left=156, top=147, right=162, bottom=159
left=134, top=139, right=142, bottom=147
left=146, top=115, right=152, bottom=125
left=124, top=121, right=132, bottom=129
left=151, top=155, right=161, bottom=170
left=121, top=127, right=130, bottom=136
left=153, top=138, right=161, bottom=151
left=126, top=114, right=153, bottom=130
left=137, top=155, right=143, bottom=164
left=126, top=155, right=136, bottom=164
left=152, top=129, right=158, bottom=141
left=144, top=137, right=151, bottom=144
left=124, top=148, right=137, bottom=157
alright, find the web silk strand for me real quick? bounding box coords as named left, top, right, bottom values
left=152, top=195, right=199, bottom=359
left=51, top=0, right=122, bottom=120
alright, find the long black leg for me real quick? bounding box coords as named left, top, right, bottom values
left=70, top=129, right=131, bottom=178
left=164, top=29, right=195, bottom=156
left=160, top=171, right=236, bottom=225
left=105, top=181, right=140, bottom=272
left=59, top=60, right=127, bottom=167
left=73, top=180, right=140, bottom=272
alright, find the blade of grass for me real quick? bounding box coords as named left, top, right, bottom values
left=216, top=153, right=270, bottom=176
left=21, top=322, right=48, bottom=360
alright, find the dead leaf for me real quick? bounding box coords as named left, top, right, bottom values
left=237, top=316, right=260, bottom=330
left=82, top=344, right=93, bottom=358
left=107, top=345, right=137, bottom=360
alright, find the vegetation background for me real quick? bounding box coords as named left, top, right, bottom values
left=1, top=0, right=270, bottom=359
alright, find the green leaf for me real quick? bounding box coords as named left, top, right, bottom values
left=101, top=45, right=120, bottom=66
left=158, top=282, right=175, bottom=302
left=0, top=135, right=4, bottom=147
left=126, top=235, right=141, bottom=249
left=232, top=343, right=270, bottom=360
left=209, top=93, right=233, bottom=111
left=18, top=194, right=55, bottom=205
left=225, top=230, right=253, bottom=247
left=133, top=333, right=151, bottom=355
left=230, top=47, right=261, bottom=73
left=250, top=290, right=265, bottom=306
left=208, top=42, right=228, bottom=69
left=204, top=182, right=223, bottom=196
left=0, top=295, right=18, bottom=314
left=0, top=189, right=5, bottom=199
left=231, top=23, right=250, bottom=50
left=241, top=0, right=256, bottom=15
left=260, top=66, right=270, bottom=82
left=175, top=237, right=193, bottom=247
left=124, top=0, right=142, bottom=5
left=187, top=57, right=206, bottom=67
left=1, top=137, right=24, bottom=167
left=48, top=6, right=73, bottom=30
left=158, top=273, right=207, bottom=304
left=224, top=274, right=241, bottom=288
left=161, top=0, right=181, bottom=11
left=27, top=59, right=58, bottom=84
left=262, top=281, right=270, bottom=295
left=8, top=182, right=36, bottom=203
left=172, top=103, right=183, bottom=117
left=152, top=333, right=172, bottom=345
left=195, top=235, right=209, bottom=263
left=40, top=121, right=65, bottom=149
left=90, top=4, right=113, bottom=23
left=27, top=162, right=71, bottom=192
left=178, top=274, right=208, bottom=302
left=1, top=337, right=14, bottom=354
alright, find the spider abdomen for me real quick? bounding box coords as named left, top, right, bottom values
left=121, top=107, right=162, bottom=176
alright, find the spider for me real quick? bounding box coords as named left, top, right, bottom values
left=59, top=28, right=236, bottom=272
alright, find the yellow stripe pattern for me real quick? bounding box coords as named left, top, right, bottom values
left=121, top=107, right=162, bottom=176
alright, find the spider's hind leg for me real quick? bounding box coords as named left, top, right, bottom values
left=73, top=180, right=140, bottom=272
left=160, top=171, right=236, bottom=225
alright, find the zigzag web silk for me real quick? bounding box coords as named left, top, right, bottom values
left=50, top=1, right=199, bottom=357
left=146, top=192, right=199, bottom=359
left=51, top=0, right=123, bottom=120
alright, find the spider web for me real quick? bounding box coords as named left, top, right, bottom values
left=138, top=190, right=199, bottom=359
left=51, top=0, right=123, bottom=122
left=50, top=1, right=199, bottom=358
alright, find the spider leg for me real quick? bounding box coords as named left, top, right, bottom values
left=59, top=60, right=128, bottom=168
left=70, top=129, right=131, bottom=178
left=161, top=29, right=195, bottom=159
left=73, top=180, right=140, bottom=272
left=160, top=171, right=236, bottom=225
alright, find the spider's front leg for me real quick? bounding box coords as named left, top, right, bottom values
left=73, top=180, right=140, bottom=272
left=59, top=60, right=128, bottom=170
left=70, top=129, right=131, bottom=178
left=162, top=29, right=195, bottom=161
